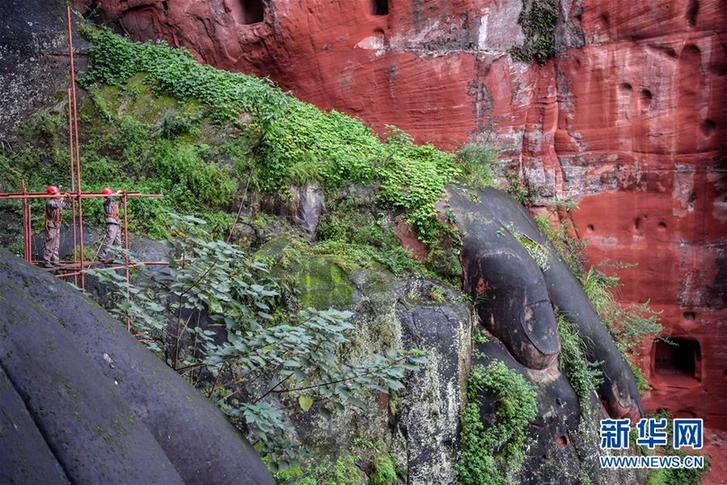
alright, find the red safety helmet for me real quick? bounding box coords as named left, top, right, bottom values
left=101, top=187, right=114, bottom=196
left=47, top=185, right=60, bottom=195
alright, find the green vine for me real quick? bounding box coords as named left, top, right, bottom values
left=556, top=311, right=603, bottom=412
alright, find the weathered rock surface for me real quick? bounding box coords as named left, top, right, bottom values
left=445, top=186, right=642, bottom=420
left=253, top=235, right=471, bottom=482
left=79, top=1, right=727, bottom=479
left=261, top=183, right=326, bottom=238
left=0, top=0, right=88, bottom=140
left=254, top=188, right=642, bottom=482
left=392, top=280, right=471, bottom=484
left=0, top=249, right=273, bottom=484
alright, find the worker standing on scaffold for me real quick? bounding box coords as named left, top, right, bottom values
left=98, top=187, right=122, bottom=263
left=43, top=185, right=70, bottom=267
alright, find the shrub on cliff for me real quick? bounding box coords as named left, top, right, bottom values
left=556, top=311, right=603, bottom=411
left=511, top=0, right=559, bottom=64
left=90, top=216, right=424, bottom=468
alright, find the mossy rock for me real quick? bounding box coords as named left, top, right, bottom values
left=255, top=235, right=394, bottom=310
left=88, top=75, right=202, bottom=126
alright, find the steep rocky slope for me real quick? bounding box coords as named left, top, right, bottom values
left=76, top=0, right=727, bottom=480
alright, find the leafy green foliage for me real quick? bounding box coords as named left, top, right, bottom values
left=644, top=411, right=708, bottom=485
left=81, top=28, right=462, bottom=246
left=511, top=0, right=559, bottom=64
left=273, top=454, right=365, bottom=485
left=272, top=437, right=398, bottom=484
left=81, top=26, right=285, bottom=127
left=580, top=267, right=662, bottom=352
left=580, top=266, right=661, bottom=391
left=315, top=193, right=464, bottom=285
left=456, top=361, right=538, bottom=485
left=648, top=466, right=707, bottom=485
left=533, top=215, right=586, bottom=276
left=89, top=216, right=423, bottom=468
left=454, top=143, right=497, bottom=189
left=556, top=311, right=603, bottom=411
left=0, top=84, right=244, bottom=239
left=370, top=451, right=397, bottom=485
left=315, top=197, right=429, bottom=276
left=504, top=171, right=531, bottom=205
left=3, top=27, right=479, bottom=258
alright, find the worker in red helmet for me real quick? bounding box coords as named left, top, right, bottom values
left=98, top=187, right=122, bottom=263
left=42, top=185, right=70, bottom=267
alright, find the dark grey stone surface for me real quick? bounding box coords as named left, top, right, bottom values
left=0, top=0, right=88, bottom=140
left=445, top=185, right=642, bottom=420
left=0, top=249, right=273, bottom=485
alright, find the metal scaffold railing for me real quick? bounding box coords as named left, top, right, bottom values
left=0, top=6, right=165, bottom=332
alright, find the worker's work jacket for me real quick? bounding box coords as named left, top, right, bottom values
left=104, top=198, right=120, bottom=225
left=45, top=198, right=67, bottom=229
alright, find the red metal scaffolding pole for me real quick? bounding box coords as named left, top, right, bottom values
left=52, top=260, right=179, bottom=279
left=67, top=87, right=78, bottom=286
left=67, top=5, right=85, bottom=289
left=122, top=192, right=131, bottom=331
left=0, top=7, right=166, bottom=335
left=21, top=180, right=30, bottom=263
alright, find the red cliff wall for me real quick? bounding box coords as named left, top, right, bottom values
left=77, top=0, right=727, bottom=480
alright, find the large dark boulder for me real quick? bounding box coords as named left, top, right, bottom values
left=394, top=279, right=471, bottom=483
left=0, top=249, right=273, bottom=484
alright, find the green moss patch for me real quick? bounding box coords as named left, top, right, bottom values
left=0, top=76, right=246, bottom=238
left=255, top=236, right=400, bottom=310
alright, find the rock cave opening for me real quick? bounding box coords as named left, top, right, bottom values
left=371, top=0, right=389, bottom=16
left=235, top=0, right=264, bottom=25
left=640, top=88, right=653, bottom=109
left=701, top=119, right=716, bottom=137
left=686, top=0, right=699, bottom=26
left=653, top=338, right=702, bottom=385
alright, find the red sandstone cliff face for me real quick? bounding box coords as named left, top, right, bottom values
left=77, top=0, right=726, bottom=480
